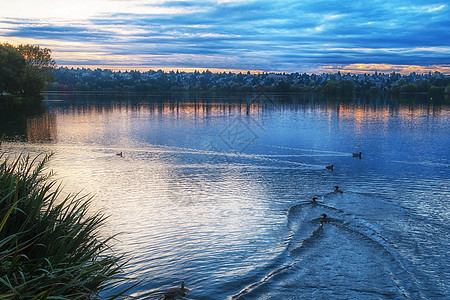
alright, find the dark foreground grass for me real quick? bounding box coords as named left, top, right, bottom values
left=0, top=152, right=131, bottom=299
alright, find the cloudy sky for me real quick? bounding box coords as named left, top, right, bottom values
left=1, top=0, right=449, bottom=74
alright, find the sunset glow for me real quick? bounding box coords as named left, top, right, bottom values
left=1, top=0, right=449, bottom=74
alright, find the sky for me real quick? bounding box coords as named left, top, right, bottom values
left=1, top=0, right=449, bottom=74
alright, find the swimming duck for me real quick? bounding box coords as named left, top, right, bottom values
left=326, top=165, right=334, bottom=171
left=312, top=197, right=318, bottom=203
left=352, top=152, right=362, bottom=158
left=163, top=282, right=187, bottom=300
left=116, top=152, right=123, bottom=157
left=334, top=186, right=343, bottom=193
left=320, top=213, right=327, bottom=225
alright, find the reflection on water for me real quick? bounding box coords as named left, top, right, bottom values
left=0, top=102, right=54, bottom=143
left=0, top=92, right=449, bottom=299
left=26, top=114, right=57, bottom=142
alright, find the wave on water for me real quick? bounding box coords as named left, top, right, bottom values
left=1, top=141, right=349, bottom=172
left=391, top=160, right=450, bottom=168
left=228, top=191, right=433, bottom=299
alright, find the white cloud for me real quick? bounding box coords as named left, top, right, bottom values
left=0, top=0, right=190, bottom=19
left=398, top=4, right=447, bottom=14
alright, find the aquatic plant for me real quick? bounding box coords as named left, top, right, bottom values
left=0, top=152, right=129, bottom=299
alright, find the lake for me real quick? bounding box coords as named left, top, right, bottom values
left=1, top=92, right=449, bottom=299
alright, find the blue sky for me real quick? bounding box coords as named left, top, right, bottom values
left=1, top=0, right=449, bottom=73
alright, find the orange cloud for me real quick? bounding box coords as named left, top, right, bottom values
left=317, top=64, right=450, bottom=75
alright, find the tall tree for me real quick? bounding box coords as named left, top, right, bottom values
left=0, top=43, right=26, bottom=95
left=16, top=44, right=56, bottom=95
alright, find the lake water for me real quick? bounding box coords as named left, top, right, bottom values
left=1, top=92, right=449, bottom=299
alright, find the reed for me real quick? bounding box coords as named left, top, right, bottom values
left=0, top=152, right=129, bottom=299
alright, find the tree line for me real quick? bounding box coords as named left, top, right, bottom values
left=0, top=43, right=55, bottom=99
left=49, top=67, right=450, bottom=97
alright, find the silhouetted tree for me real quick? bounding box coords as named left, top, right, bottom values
left=16, top=44, right=56, bottom=96
left=445, top=85, right=450, bottom=95
left=0, top=43, right=26, bottom=95
left=321, top=80, right=354, bottom=96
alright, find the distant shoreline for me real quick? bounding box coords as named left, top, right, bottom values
left=48, top=67, right=450, bottom=97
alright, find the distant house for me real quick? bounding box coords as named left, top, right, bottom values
left=267, top=73, right=288, bottom=82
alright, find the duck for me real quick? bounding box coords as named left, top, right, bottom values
left=320, top=213, right=327, bottom=225
left=325, top=165, right=334, bottom=171
left=311, top=197, right=318, bottom=203
left=116, top=152, right=123, bottom=157
left=352, top=152, right=362, bottom=158
left=334, top=186, right=343, bottom=193
left=163, top=282, right=187, bottom=300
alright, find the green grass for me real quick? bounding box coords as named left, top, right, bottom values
left=0, top=152, right=131, bottom=299
left=0, top=94, right=43, bottom=104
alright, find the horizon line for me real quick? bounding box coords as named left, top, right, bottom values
left=58, top=64, right=450, bottom=76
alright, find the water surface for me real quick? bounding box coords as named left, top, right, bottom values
left=1, top=92, right=449, bottom=299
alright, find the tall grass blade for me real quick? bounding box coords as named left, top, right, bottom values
left=0, top=152, right=133, bottom=298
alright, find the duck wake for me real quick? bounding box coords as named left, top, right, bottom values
left=228, top=191, right=430, bottom=299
